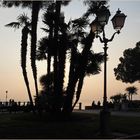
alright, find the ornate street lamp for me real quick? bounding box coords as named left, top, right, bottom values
left=91, top=7, right=126, bottom=136
left=111, top=9, right=127, bottom=31
left=90, top=19, right=102, bottom=35
left=96, top=6, right=111, bottom=26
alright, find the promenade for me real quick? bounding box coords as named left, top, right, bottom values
left=74, top=109, right=140, bottom=117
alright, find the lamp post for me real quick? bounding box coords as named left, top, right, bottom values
left=91, top=7, right=126, bottom=136
left=6, top=90, right=8, bottom=103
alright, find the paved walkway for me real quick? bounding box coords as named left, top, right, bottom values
left=74, top=109, right=140, bottom=138
left=74, top=109, right=140, bottom=117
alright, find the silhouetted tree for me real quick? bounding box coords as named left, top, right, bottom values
left=1, top=0, right=51, bottom=104
left=30, top=1, right=41, bottom=100
left=62, top=1, right=108, bottom=114
left=72, top=51, right=104, bottom=109
left=3, top=0, right=109, bottom=116
left=38, top=72, right=55, bottom=110
left=114, top=41, right=140, bottom=83
left=37, top=4, right=104, bottom=114
left=71, top=0, right=108, bottom=112
left=40, top=3, right=56, bottom=76
left=63, top=30, right=95, bottom=114
left=40, top=73, right=54, bottom=92
left=5, top=13, right=34, bottom=108
left=125, top=86, right=138, bottom=101
left=30, top=1, right=52, bottom=100
left=57, top=21, right=69, bottom=111
left=110, top=93, right=124, bottom=104
left=83, top=0, right=108, bottom=18
left=36, top=3, right=57, bottom=101
left=61, top=17, right=90, bottom=114
left=37, top=1, right=71, bottom=113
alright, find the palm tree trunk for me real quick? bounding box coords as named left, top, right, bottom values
left=57, top=32, right=67, bottom=108
left=53, top=1, right=62, bottom=112
left=128, top=94, right=131, bottom=101
left=46, top=52, right=51, bottom=97
left=62, top=45, right=77, bottom=114
left=131, top=94, right=132, bottom=101
left=30, top=1, right=40, bottom=99
left=47, top=24, right=53, bottom=94
left=63, top=30, right=95, bottom=114
left=71, top=31, right=95, bottom=109
left=47, top=54, right=51, bottom=83
left=63, top=74, right=79, bottom=114
left=72, top=74, right=84, bottom=110
left=21, top=27, right=34, bottom=110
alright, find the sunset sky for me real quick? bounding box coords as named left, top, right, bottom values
left=0, top=1, right=140, bottom=108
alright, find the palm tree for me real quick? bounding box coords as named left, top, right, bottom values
left=72, top=51, right=104, bottom=109
left=36, top=2, right=63, bottom=112
left=83, top=0, right=108, bottom=18
left=62, top=1, right=109, bottom=114
left=36, top=1, right=71, bottom=113
left=63, top=29, right=95, bottom=114
left=125, top=86, right=138, bottom=101
left=5, top=13, right=34, bottom=107
left=110, top=93, right=124, bottom=104
left=41, top=5, right=55, bottom=72
left=57, top=22, right=68, bottom=108
left=2, top=1, right=41, bottom=109
left=39, top=72, right=55, bottom=109
left=1, top=0, right=51, bottom=105
left=37, top=4, right=56, bottom=95
left=37, top=1, right=72, bottom=112
left=50, top=0, right=71, bottom=112
left=52, top=1, right=63, bottom=112
left=61, top=17, right=89, bottom=113
left=30, top=1, right=42, bottom=100
left=68, top=31, right=95, bottom=111
left=39, top=72, right=54, bottom=93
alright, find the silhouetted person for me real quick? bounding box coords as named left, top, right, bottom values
left=97, top=101, right=101, bottom=107
left=92, top=101, right=95, bottom=107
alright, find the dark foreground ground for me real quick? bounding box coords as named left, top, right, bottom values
left=0, top=111, right=140, bottom=139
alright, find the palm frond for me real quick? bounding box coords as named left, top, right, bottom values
left=2, top=1, right=21, bottom=8
left=72, top=17, right=89, bottom=29
left=20, top=1, right=32, bottom=9
left=83, top=1, right=108, bottom=18
left=42, top=10, right=55, bottom=27
left=5, top=22, right=21, bottom=29
left=61, top=0, right=71, bottom=6
left=17, top=13, right=30, bottom=24
left=36, top=50, right=46, bottom=61
left=41, top=28, right=50, bottom=33
left=86, top=51, right=104, bottom=76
